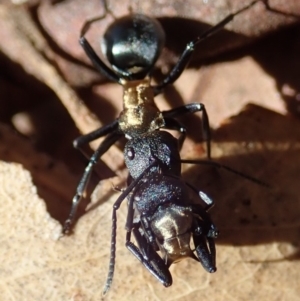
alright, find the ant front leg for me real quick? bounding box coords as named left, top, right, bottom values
left=124, top=188, right=172, bottom=286
left=191, top=205, right=218, bottom=272
left=126, top=227, right=173, bottom=287
left=193, top=228, right=217, bottom=273
left=63, top=129, right=122, bottom=234
left=162, top=103, right=211, bottom=158
left=103, top=163, right=157, bottom=294
left=163, top=117, right=186, bottom=150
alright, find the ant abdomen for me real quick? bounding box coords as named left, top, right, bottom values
left=102, top=14, right=165, bottom=79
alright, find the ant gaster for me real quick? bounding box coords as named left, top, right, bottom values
left=63, top=0, right=266, bottom=234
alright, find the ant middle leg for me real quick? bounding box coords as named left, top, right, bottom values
left=162, top=103, right=211, bottom=158
left=63, top=131, right=122, bottom=234
left=126, top=228, right=172, bottom=287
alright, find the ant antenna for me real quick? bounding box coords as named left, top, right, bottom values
left=102, top=161, right=156, bottom=295
left=180, top=159, right=270, bottom=187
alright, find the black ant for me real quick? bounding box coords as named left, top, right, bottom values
left=102, top=130, right=267, bottom=294
left=63, top=0, right=267, bottom=234
left=103, top=131, right=217, bottom=294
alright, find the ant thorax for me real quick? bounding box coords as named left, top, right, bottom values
left=119, top=79, right=165, bottom=137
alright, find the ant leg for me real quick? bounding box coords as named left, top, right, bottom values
left=63, top=131, right=122, bottom=234
left=193, top=231, right=217, bottom=273
left=126, top=228, right=172, bottom=287
left=79, top=37, right=121, bottom=84
left=198, top=191, right=214, bottom=210
left=162, top=103, right=211, bottom=158
left=191, top=204, right=219, bottom=239
left=103, top=162, right=157, bottom=294
left=153, top=0, right=262, bottom=95
left=124, top=184, right=159, bottom=251
left=191, top=204, right=216, bottom=228
left=79, top=0, right=121, bottom=84
left=73, top=119, right=119, bottom=159
left=163, top=117, right=186, bottom=150
left=192, top=207, right=218, bottom=272
left=121, top=167, right=172, bottom=287
left=183, top=180, right=215, bottom=210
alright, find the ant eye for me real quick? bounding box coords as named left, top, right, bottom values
left=127, top=147, right=135, bottom=160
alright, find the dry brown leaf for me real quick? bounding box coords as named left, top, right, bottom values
left=1, top=1, right=300, bottom=300
left=0, top=4, right=124, bottom=174
left=39, top=0, right=300, bottom=73
left=1, top=104, right=300, bottom=301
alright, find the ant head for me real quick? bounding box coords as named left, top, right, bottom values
left=124, top=131, right=181, bottom=179
left=101, top=14, right=165, bottom=80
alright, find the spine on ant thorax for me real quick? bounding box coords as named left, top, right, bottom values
left=118, top=79, right=165, bottom=138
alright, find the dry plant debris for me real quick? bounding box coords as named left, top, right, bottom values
left=1, top=104, right=300, bottom=300
left=0, top=1, right=300, bottom=300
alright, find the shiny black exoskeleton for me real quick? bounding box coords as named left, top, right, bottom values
left=125, top=133, right=219, bottom=271
left=102, top=14, right=165, bottom=80
left=63, top=0, right=265, bottom=234
left=103, top=131, right=218, bottom=293
left=103, top=129, right=268, bottom=293
left=61, top=0, right=271, bottom=294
